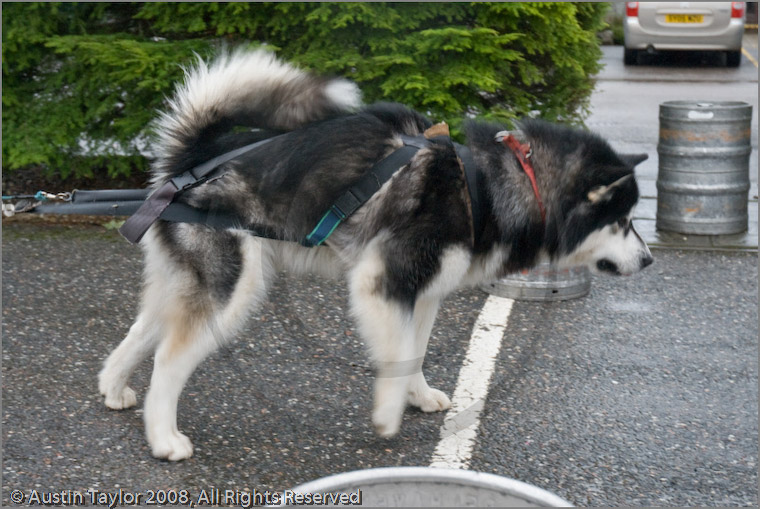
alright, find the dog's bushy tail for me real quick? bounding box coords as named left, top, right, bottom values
left=152, top=47, right=361, bottom=179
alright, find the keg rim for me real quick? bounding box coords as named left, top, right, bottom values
left=660, top=100, right=752, bottom=110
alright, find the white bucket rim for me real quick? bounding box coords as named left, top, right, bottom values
left=284, top=466, right=573, bottom=507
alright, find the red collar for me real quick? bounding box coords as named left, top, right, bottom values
left=502, top=134, right=545, bottom=223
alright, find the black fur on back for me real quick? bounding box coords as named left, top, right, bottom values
left=181, top=103, right=432, bottom=239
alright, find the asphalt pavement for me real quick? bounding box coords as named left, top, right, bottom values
left=2, top=220, right=757, bottom=507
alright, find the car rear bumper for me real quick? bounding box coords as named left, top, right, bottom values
left=624, top=18, right=744, bottom=51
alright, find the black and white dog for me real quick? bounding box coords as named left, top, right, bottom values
left=99, top=49, right=653, bottom=460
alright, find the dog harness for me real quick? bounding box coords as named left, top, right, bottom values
left=119, top=124, right=486, bottom=248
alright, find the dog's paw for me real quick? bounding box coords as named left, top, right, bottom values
left=408, top=387, right=451, bottom=413
left=103, top=387, right=137, bottom=410
left=149, top=430, right=194, bottom=461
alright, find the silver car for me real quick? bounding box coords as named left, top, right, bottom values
left=623, top=1, right=746, bottom=66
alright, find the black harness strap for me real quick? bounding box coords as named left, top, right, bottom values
left=119, top=182, right=178, bottom=243
left=453, top=142, right=484, bottom=245
left=159, top=203, right=285, bottom=241
left=119, top=135, right=283, bottom=243
left=305, top=135, right=484, bottom=248
left=334, top=143, right=423, bottom=218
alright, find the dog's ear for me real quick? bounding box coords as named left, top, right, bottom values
left=588, top=174, right=634, bottom=203
left=619, top=153, right=648, bottom=168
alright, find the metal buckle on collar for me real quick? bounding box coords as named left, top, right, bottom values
left=495, top=131, right=533, bottom=160
left=494, top=130, right=532, bottom=158
left=493, top=130, right=509, bottom=143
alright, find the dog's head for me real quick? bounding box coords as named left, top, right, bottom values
left=469, top=119, right=653, bottom=276
left=553, top=172, right=653, bottom=276
left=506, top=120, right=653, bottom=276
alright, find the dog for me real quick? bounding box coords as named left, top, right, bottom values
left=98, top=49, right=653, bottom=460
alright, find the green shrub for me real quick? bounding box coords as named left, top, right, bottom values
left=2, top=2, right=609, bottom=180
left=606, top=12, right=625, bottom=45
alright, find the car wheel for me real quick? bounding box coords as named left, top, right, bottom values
left=726, top=50, right=741, bottom=67
left=624, top=48, right=639, bottom=66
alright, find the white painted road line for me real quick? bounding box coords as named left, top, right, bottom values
left=430, top=295, right=514, bottom=469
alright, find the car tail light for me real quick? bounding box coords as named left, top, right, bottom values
left=626, top=2, right=639, bottom=17
left=731, top=2, right=745, bottom=18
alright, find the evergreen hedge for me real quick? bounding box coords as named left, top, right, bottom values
left=2, top=2, right=609, bottom=179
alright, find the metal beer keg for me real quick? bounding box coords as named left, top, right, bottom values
left=656, top=101, right=752, bottom=235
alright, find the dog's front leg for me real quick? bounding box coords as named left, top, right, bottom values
left=348, top=252, right=418, bottom=438
left=407, top=297, right=452, bottom=413
left=358, top=297, right=417, bottom=438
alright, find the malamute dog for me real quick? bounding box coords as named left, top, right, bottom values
left=99, top=49, right=653, bottom=460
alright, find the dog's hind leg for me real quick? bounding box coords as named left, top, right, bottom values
left=99, top=247, right=177, bottom=410
left=99, top=310, right=163, bottom=410
left=143, top=301, right=222, bottom=461
left=406, top=297, right=452, bottom=413
left=143, top=234, right=272, bottom=461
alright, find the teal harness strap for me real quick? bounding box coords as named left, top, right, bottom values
left=303, top=138, right=428, bottom=247
left=304, top=205, right=347, bottom=247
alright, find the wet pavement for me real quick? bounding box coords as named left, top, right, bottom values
left=2, top=221, right=757, bottom=506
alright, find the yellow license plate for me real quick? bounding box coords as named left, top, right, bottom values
left=665, top=14, right=704, bottom=23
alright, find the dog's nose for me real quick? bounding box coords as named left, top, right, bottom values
left=641, top=254, right=654, bottom=269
